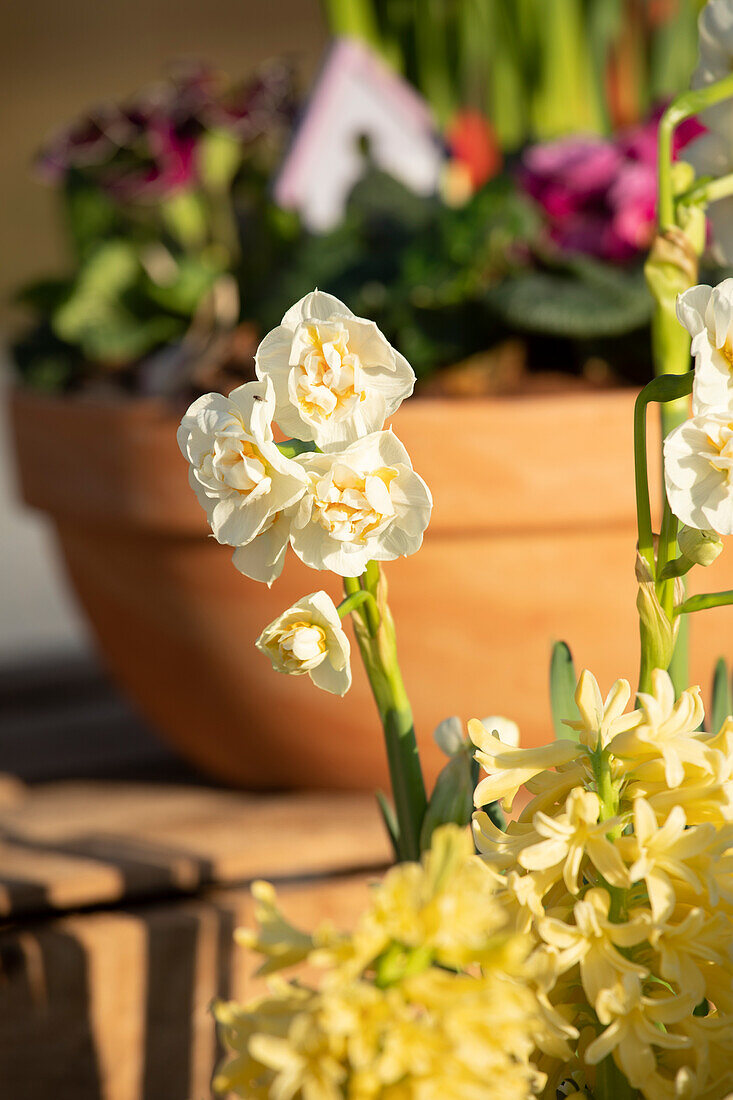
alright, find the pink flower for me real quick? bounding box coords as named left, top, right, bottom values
left=518, top=107, right=705, bottom=264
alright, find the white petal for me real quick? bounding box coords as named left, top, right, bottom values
left=231, top=516, right=290, bottom=586
left=310, top=656, right=352, bottom=696
left=280, top=289, right=354, bottom=330
left=676, top=284, right=713, bottom=340
left=228, top=378, right=276, bottom=441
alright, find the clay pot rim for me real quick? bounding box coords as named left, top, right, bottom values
left=9, top=381, right=649, bottom=535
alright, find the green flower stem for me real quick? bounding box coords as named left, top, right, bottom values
left=337, top=590, right=380, bottom=622
left=344, top=566, right=427, bottom=862
left=674, top=590, right=733, bottom=617
left=658, top=504, right=679, bottom=620
left=659, top=555, right=694, bottom=580
left=657, top=72, right=733, bottom=230
left=638, top=640, right=655, bottom=696
left=591, top=749, right=639, bottom=1099
left=595, top=1051, right=640, bottom=1100
left=633, top=373, right=694, bottom=693
left=679, top=169, right=733, bottom=209
left=633, top=386, right=657, bottom=578
left=633, top=373, right=693, bottom=576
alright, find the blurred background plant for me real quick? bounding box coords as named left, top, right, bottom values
left=12, top=0, right=719, bottom=400
left=12, top=62, right=298, bottom=395
left=323, top=0, right=705, bottom=142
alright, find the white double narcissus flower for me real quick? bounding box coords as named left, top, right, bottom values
left=256, top=592, right=351, bottom=696
left=255, top=290, right=416, bottom=451
left=177, top=377, right=307, bottom=584
left=677, top=280, right=733, bottom=414
left=289, top=430, right=432, bottom=577
left=664, top=410, right=733, bottom=536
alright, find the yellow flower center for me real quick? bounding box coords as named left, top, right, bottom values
left=294, top=323, right=366, bottom=422
left=705, top=421, right=733, bottom=478
left=720, top=336, right=733, bottom=368
left=203, top=437, right=270, bottom=496
left=311, top=465, right=399, bottom=543
left=275, top=620, right=328, bottom=670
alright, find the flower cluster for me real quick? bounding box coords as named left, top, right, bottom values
left=179, top=290, right=432, bottom=693
left=214, top=825, right=553, bottom=1100
left=471, top=668, right=733, bottom=1100
left=665, top=279, right=733, bottom=537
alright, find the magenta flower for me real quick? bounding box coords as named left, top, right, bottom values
left=519, top=107, right=706, bottom=263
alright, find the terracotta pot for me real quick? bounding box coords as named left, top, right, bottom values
left=10, top=387, right=733, bottom=790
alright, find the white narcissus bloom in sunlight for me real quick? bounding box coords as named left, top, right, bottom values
left=255, top=591, right=351, bottom=696
left=289, top=430, right=432, bottom=577
left=677, top=280, right=733, bottom=414
left=178, top=378, right=307, bottom=554
left=255, top=290, right=416, bottom=451
left=664, top=412, right=733, bottom=536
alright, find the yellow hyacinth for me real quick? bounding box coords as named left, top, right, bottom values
left=214, top=826, right=550, bottom=1100
left=471, top=668, right=733, bottom=1100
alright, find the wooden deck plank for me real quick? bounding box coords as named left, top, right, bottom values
left=0, top=782, right=391, bottom=919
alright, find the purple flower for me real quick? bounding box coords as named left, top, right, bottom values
left=34, top=61, right=296, bottom=203
left=518, top=107, right=707, bottom=264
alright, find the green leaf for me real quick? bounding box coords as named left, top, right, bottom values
left=15, top=277, right=72, bottom=316
left=51, top=239, right=183, bottom=365
left=63, top=173, right=118, bottom=259
left=711, top=658, right=732, bottom=736
left=485, top=257, right=653, bottom=338
left=198, top=129, right=242, bottom=192
left=420, top=749, right=474, bottom=853
left=550, top=641, right=581, bottom=741
left=375, top=790, right=400, bottom=861
left=161, top=190, right=209, bottom=250
left=144, top=252, right=225, bottom=316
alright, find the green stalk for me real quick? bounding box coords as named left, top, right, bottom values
left=657, top=73, right=733, bottom=230
left=674, top=590, right=733, bottom=617
left=337, top=589, right=380, bottom=620
left=591, top=745, right=639, bottom=1099
left=633, top=373, right=694, bottom=694
left=344, top=565, right=427, bottom=862
left=595, top=1052, right=639, bottom=1100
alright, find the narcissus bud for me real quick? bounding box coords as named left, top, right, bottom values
left=678, top=525, right=724, bottom=567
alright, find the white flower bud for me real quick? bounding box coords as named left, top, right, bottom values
left=256, top=591, right=351, bottom=696
left=678, top=524, right=724, bottom=566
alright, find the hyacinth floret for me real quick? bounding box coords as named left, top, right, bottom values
left=471, top=668, right=733, bottom=1100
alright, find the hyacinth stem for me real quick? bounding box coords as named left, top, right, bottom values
left=344, top=567, right=427, bottom=862
left=594, top=1053, right=639, bottom=1100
